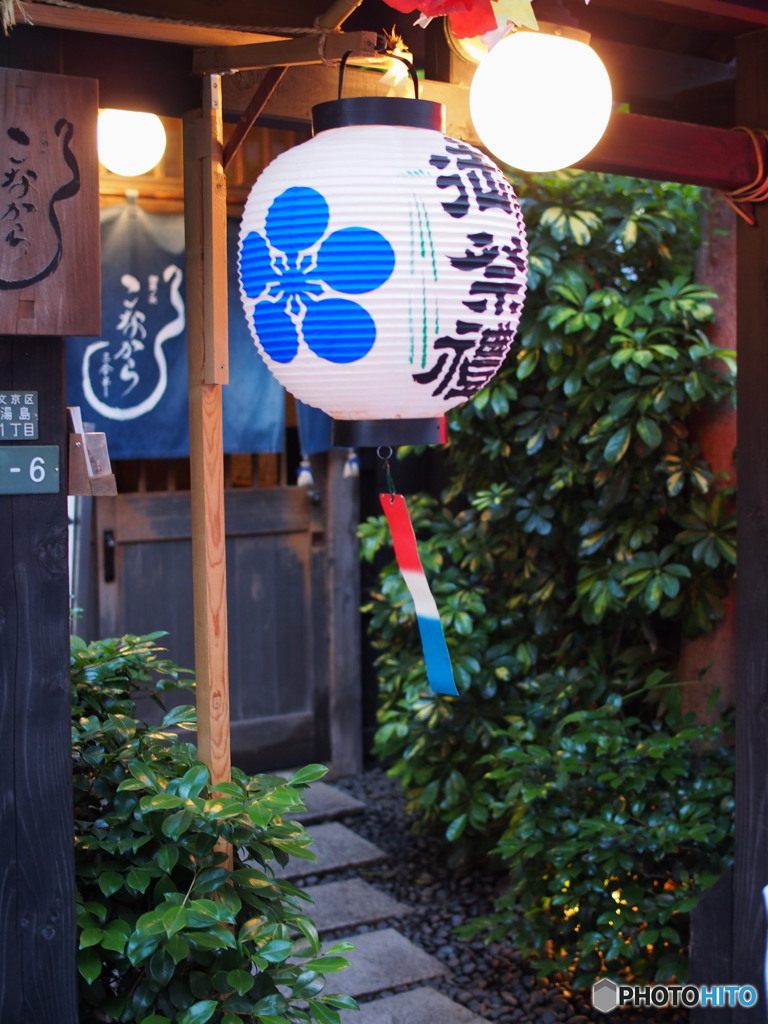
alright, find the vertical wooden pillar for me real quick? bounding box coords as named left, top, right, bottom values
left=732, top=28, right=768, bottom=1018
left=0, top=336, right=77, bottom=1024
left=327, top=449, right=363, bottom=776
left=183, top=76, right=232, bottom=794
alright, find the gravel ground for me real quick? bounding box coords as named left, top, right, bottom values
left=324, top=767, right=689, bottom=1024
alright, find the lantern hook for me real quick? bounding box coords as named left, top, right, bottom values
left=376, top=445, right=397, bottom=500
left=337, top=48, right=419, bottom=100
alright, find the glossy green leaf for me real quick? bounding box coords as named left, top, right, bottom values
left=603, top=425, right=631, bottom=464
left=300, top=956, right=350, bottom=973
left=98, top=870, right=123, bottom=897
left=177, top=764, right=210, bottom=799
left=226, top=968, right=255, bottom=996
left=141, top=793, right=183, bottom=811
left=258, top=939, right=293, bottom=963
left=162, top=904, right=190, bottom=937
left=101, top=919, right=131, bottom=953
left=161, top=809, right=194, bottom=840
left=635, top=417, right=662, bottom=449
left=126, top=931, right=162, bottom=966
left=319, top=995, right=359, bottom=1011
left=289, top=764, right=328, bottom=786
left=193, top=866, right=231, bottom=892
left=126, top=867, right=153, bottom=893
left=77, top=947, right=102, bottom=984
left=164, top=932, right=191, bottom=964
left=155, top=845, right=180, bottom=874
left=178, top=1000, right=218, bottom=1024
left=161, top=704, right=197, bottom=728
left=79, top=927, right=103, bottom=949
left=307, top=1000, right=341, bottom=1024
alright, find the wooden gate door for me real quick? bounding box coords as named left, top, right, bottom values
left=86, top=451, right=361, bottom=775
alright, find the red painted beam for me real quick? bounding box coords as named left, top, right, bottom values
left=655, top=0, right=768, bottom=27
left=577, top=110, right=764, bottom=190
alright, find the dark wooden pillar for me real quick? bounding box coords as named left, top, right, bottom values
left=732, top=26, right=768, bottom=1020
left=689, top=31, right=768, bottom=1024
left=729, top=24, right=768, bottom=1015
left=0, top=336, right=77, bottom=1023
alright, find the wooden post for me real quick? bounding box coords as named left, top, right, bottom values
left=0, top=66, right=97, bottom=1024
left=183, top=76, right=232, bottom=801
left=731, top=27, right=768, bottom=1017
left=690, top=33, right=768, bottom=1023
left=327, top=449, right=363, bottom=776
left=0, top=335, right=77, bottom=1024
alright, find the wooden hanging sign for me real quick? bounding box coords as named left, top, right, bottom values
left=0, top=68, right=100, bottom=336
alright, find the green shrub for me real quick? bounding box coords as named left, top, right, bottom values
left=72, top=632, right=356, bottom=1024
left=359, top=171, right=736, bottom=982
left=463, top=699, right=734, bottom=988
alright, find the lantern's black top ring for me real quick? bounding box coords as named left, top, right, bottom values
left=312, top=97, right=445, bottom=134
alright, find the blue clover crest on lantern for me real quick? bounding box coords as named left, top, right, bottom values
left=240, top=186, right=395, bottom=364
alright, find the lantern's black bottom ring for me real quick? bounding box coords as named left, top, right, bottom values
left=332, top=417, right=447, bottom=448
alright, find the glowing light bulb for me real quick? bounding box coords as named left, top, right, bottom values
left=469, top=29, right=612, bottom=173
left=97, top=109, right=167, bottom=177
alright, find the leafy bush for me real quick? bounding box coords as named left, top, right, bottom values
left=72, top=632, right=356, bottom=1024
left=463, top=699, right=734, bottom=988
left=359, top=172, right=736, bottom=982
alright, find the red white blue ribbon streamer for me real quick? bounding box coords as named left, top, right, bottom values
left=380, top=493, right=458, bottom=696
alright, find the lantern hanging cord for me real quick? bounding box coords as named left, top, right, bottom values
left=720, top=127, right=768, bottom=226
left=377, top=445, right=396, bottom=500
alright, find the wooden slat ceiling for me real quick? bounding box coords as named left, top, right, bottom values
left=16, top=0, right=768, bottom=129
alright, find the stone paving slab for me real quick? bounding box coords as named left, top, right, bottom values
left=302, top=878, right=411, bottom=933
left=342, top=987, right=492, bottom=1024
left=291, top=781, right=365, bottom=825
left=331, top=928, right=447, bottom=998
left=273, top=822, right=386, bottom=880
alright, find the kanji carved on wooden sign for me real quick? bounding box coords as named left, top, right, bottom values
left=0, top=68, right=100, bottom=336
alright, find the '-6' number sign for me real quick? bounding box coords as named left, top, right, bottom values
left=0, top=445, right=60, bottom=494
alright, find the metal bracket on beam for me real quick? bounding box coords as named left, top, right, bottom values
left=194, top=29, right=380, bottom=75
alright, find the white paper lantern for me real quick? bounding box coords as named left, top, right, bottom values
left=238, top=98, right=528, bottom=444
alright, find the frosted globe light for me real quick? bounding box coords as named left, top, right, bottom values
left=97, top=109, right=167, bottom=177
left=469, top=30, right=612, bottom=173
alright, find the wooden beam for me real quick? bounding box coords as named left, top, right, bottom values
left=578, top=111, right=763, bottom=189
left=434, top=28, right=735, bottom=108
left=183, top=76, right=231, bottom=800
left=219, top=0, right=369, bottom=170
left=21, top=1, right=280, bottom=46
left=650, top=0, right=768, bottom=26
left=596, top=0, right=768, bottom=33
left=222, top=65, right=479, bottom=141
left=592, top=37, right=735, bottom=106
left=223, top=65, right=764, bottom=191
left=223, top=66, right=287, bottom=172
left=29, top=0, right=324, bottom=31
left=194, top=29, right=378, bottom=75
left=27, top=0, right=768, bottom=33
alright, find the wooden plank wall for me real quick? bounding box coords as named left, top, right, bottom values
left=92, top=486, right=327, bottom=772
left=0, top=336, right=77, bottom=1023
